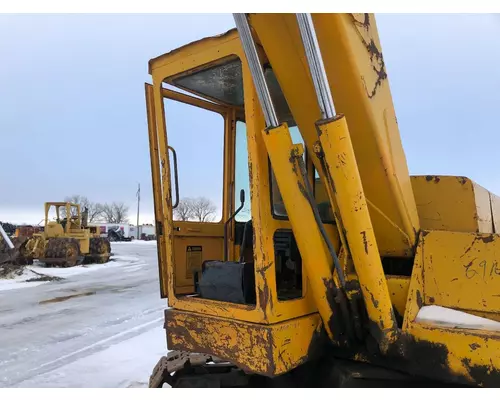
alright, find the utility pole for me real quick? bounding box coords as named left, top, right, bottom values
left=136, top=183, right=140, bottom=240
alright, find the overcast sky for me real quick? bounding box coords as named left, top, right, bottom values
left=1, top=14, right=499, bottom=225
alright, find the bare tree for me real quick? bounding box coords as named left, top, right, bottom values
left=191, top=197, right=217, bottom=222
left=173, top=198, right=194, bottom=221
left=63, top=195, right=104, bottom=222
left=102, top=202, right=130, bottom=223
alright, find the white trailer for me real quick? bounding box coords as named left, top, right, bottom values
left=89, top=223, right=131, bottom=238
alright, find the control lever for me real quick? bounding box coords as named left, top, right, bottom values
left=223, top=189, right=245, bottom=261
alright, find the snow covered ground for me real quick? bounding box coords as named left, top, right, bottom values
left=0, top=254, right=145, bottom=292
left=0, top=241, right=169, bottom=388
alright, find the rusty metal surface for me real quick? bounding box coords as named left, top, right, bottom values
left=401, top=230, right=500, bottom=386
left=165, top=309, right=321, bottom=377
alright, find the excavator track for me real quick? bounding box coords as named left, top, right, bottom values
left=149, top=351, right=250, bottom=388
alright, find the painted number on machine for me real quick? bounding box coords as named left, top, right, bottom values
left=464, top=260, right=500, bottom=280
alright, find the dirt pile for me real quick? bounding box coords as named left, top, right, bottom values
left=0, top=263, right=25, bottom=279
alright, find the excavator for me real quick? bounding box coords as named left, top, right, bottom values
left=145, top=13, right=500, bottom=387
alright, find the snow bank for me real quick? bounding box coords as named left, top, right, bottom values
left=0, top=269, right=47, bottom=292
left=0, top=255, right=143, bottom=292
left=29, top=255, right=142, bottom=279
left=416, top=305, right=500, bottom=331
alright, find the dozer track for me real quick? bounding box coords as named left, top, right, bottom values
left=84, top=237, right=111, bottom=264
left=40, top=238, right=82, bottom=267
left=39, top=237, right=111, bottom=267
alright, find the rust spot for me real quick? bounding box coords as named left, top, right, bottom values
left=258, top=287, right=270, bottom=320
left=39, top=291, right=96, bottom=304
left=480, top=235, right=495, bottom=244
left=288, top=146, right=302, bottom=176
left=165, top=309, right=275, bottom=377
left=369, top=290, right=379, bottom=309
left=469, top=343, right=481, bottom=351
left=416, top=290, right=423, bottom=308
left=360, top=231, right=368, bottom=254
left=337, top=152, right=347, bottom=167
left=462, top=237, right=479, bottom=257
left=425, top=175, right=441, bottom=183
left=458, top=176, right=468, bottom=185
left=313, top=136, right=337, bottom=195
left=258, top=262, right=272, bottom=276
left=428, top=296, right=435, bottom=304
left=350, top=13, right=387, bottom=99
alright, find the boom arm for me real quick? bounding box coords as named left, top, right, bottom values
left=248, top=13, right=419, bottom=257
left=235, top=12, right=402, bottom=351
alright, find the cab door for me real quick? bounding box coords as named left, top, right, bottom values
left=145, top=84, right=236, bottom=297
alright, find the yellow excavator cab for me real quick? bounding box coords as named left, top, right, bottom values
left=145, top=14, right=500, bottom=388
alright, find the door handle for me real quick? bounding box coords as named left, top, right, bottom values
left=168, top=145, right=180, bottom=209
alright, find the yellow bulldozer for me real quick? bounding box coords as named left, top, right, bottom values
left=0, top=202, right=111, bottom=268
left=144, top=13, right=500, bottom=387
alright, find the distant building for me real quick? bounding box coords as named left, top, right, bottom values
left=89, top=223, right=156, bottom=240
left=130, top=224, right=155, bottom=239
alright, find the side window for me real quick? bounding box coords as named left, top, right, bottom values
left=271, top=126, right=305, bottom=218
left=265, top=66, right=333, bottom=223
left=47, top=206, right=58, bottom=221
left=235, top=121, right=251, bottom=222
left=164, top=98, right=224, bottom=223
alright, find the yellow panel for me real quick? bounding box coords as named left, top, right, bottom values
left=387, top=276, right=410, bottom=318
left=166, top=309, right=322, bottom=377
left=173, top=236, right=223, bottom=291
left=271, top=313, right=323, bottom=375
left=474, top=182, right=494, bottom=233
left=401, top=231, right=500, bottom=386
left=146, top=83, right=168, bottom=298
left=79, top=239, right=89, bottom=254
left=407, top=323, right=500, bottom=387
left=420, top=230, right=500, bottom=313
left=411, top=175, right=494, bottom=233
